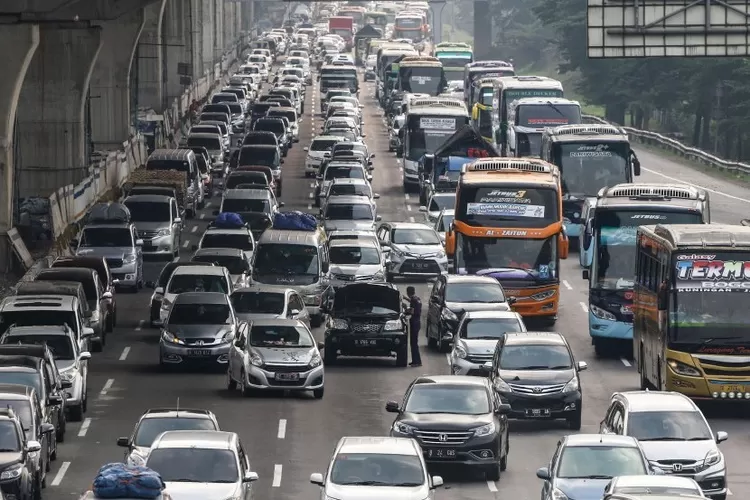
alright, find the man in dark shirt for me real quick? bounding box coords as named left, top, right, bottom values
left=405, top=286, right=422, bottom=367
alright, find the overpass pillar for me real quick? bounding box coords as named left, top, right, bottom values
left=214, top=0, right=224, bottom=63
left=200, top=0, right=215, bottom=73
left=15, top=26, right=102, bottom=200
left=474, top=0, right=492, bottom=60
left=164, top=0, right=192, bottom=106
left=223, top=1, right=235, bottom=54
left=0, top=25, right=39, bottom=271
left=90, top=10, right=145, bottom=151
left=137, top=0, right=167, bottom=111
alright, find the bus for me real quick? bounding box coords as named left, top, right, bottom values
left=463, top=61, right=515, bottom=106
left=434, top=42, right=473, bottom=82
left=337, top=5, right=366, bottom=26
left=490, top=76, right=563, bottom=156
left=319, top=64, right=359, bottom=94
left=540, top=124, right=641, bottom=243
left=583, top=184, right=710, bottom=358
left=364, top=11, right=388, bottom=28
left=401, top=97, right=469, bottom=192
left=394, top=12, right=427, bottom=41
left=396, top=56, right=446, bottom=96
left=470, top=77, right=502, bottom=144
left=445, top=158, right=569, bottom=325
left=506, top=98, right=581, bottom=157
left=375, top=43, right=417, bottom=102
left=633, top=223, right=750, bottom=400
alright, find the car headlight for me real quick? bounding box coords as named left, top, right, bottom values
left=472, top=422, right=496, bottom=437
left=0, top=465, right=22, bottom=480
left=309, top=354, right=322, bottom=368
left=161, top=331, right=184, bottom=345
left=493, top=377, right=511, bottom=392
left=454, top=345, right=467, bottom=359
left=436, top=249, right=446, bottom=259
left=563, top=377, right=579, bottom=393
left=331, top=318, right=348, bottom=330
left=392, top=421, right=416, bottom=435
left=441, top=308, right=458, bottom=322
left=60, top=369, right=77, bottom=382
left=123, top=254, right=136, bottom=264
left=590, top=303, right=616, bottom=321
left=530, top=289, right=556, bottom=301
left=703, top=448, right=721, bottom=468
left=383, top=320, right=401, bottom=331
left=222, top=331, right=235, bottom=343
left=551, top=488, right=569, bottom=500
left=155, top=228, right=170, bottom=237
left=667, top=359, right=702, bottom=377
left=372, top=271, right=385, bottom=281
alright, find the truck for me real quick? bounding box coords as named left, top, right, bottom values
left=328, top=16, right=354, bottom=48
left=122, top=169, right=187, bottom=215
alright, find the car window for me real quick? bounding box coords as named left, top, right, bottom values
left=134, top=417, right=217, bottom=447
left=626, top=411, right=712, bottom=440
left=556, top=445, right=647, bottom=478
left=498, top=344, right=572, bottom=370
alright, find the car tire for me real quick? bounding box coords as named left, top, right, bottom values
left=34, top=477, right=42, bottom=500
left=313, top=387, right=324, bottom=399
left=568, top=408, right=582, bottom=430
left=68, top=404, right=84, bottom=422
left=91, top=340, right=103, bottom=353
left=396, top=346, right=408, bottom=367
left=56, top=417, right=65, bottom=443
left=106, top=312, right=114, bottom=333
left=227, top=370, right=237, bottom=391
left=500, top=440, right=508, bottom=471
left=486, top=464, right=500, bottom=481
left=324, top=345, right=337, bottom=365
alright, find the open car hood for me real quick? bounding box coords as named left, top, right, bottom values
left=333, top=283, right=401, bottom=314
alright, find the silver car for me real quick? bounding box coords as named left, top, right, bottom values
left=328, top=239, right=386, bottom=288
left=75, top=223, right=143, bottom=291
left=377, top=222, right=449, bottom=280
left=419, top=192, right=456, bottom=225
left=191, top=247, right=251, bottom=288
left=124, top=194, right=182, bottom=259
left=227, top=318, right=324, bottom=398
left=434, top=208, right=454, bottom=245
left=310, top=437, right=443, bottom=499
left=230, top=285, right=311, bottom=329
left=320, top=178, right=379, bottom=215
left=323, top=196, right=381, bottom=232
left=450, top=311, right=527, bottom=376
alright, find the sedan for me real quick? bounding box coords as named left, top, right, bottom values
left=230, top=285, right=311, bottom=328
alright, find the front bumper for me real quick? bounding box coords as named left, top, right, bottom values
left=391, top=429, right=501, bottom=468
left=497, top=389, right=581, bottom=420
left=245, top=364, right=324, bottom=390
left=325, top=331, right=407, bottom=357
left=650, top=463, right=726, bottom=498
left=589, top=312, right=633, bottom=340
left=141, top=235, right=175, bottom=255
left=451, top=355, right=492, bottom=376
left=159, top=341, right=231, bottom=365
left=111, top=263, right=139, bottom=287
left=388, top=257, right=448, bottom=277
left=402, top=168, right=419, bottom=185
left=0, top=477, right=26, bottom=500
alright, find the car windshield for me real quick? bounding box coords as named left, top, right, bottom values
left=392, top=228, right=440, bottom=245
left=187, top=137, right=221, bottom=151
left=125, top=202, right=171, bottom=223
left=329, top=184, right=370, bottom=197
left=221, top=198, right=270, bottom=213
left=325, top=166, right=364, bottom=180
left=201, top=233, right=254, bottom=251
left=330, top=246, right=381, bottom=265
left=0, top=311, right=76, bottom=335
left=428, top=195, right=455, bottom=212
left=462, top=318, right=524, bottom=339
left=615, top=486, right=701, bottom=496
left=169, top=303, right=231, bottom=325
left=311, top=140, right=338, bottom=151
left=239, top=147, right=277, bottom=166
left=79, top=227, right=132, bottom=247
left=167, top=274, right=229, bottom=294
left=0, top=371, right=41, bottom=394
left=325, top=204, right=373, bottom=221
left=404, top=385, right=491, bottom=414
left=445, top=283, right=505, bottom=302
left=498, top=345, right=572, bottom=370
left=147, top=448, right=238, bottom=483
left=134, top=417, right=217, bottom=447
left=254, top=244, right=319, bottom=276
left=231, top=292, right=285, bottom=314
left=330, top=453, right=424, bottom=487
left=3, top=334, right=74, bottom=360
left=557, top=445, right=647, bottom=479
left=192, top=256, right=249, bottom=275
left=249, top=324, right=314, bottom=347
left=0, top=421, right=20, bottom=451
left=0, top=400, right=31, bottom=431
left=626, top=411, right=712, bottom=441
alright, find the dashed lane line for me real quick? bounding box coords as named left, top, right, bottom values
left=562, top=280, right=573, bottom=290
left=272, top=464, right=283, bottom=487
left=78, top=418, right=92, bottom=437
left=406, top=205, right=412, bottom=212
left=99, top=379, right=114, bottom=397
left=487, top=480, right=498, bottom=492
left=199, top=213, right=206, bottom=220
left=277, top=419, right=287, bottom=439
left=205, top=201, right=212, bottom=208
left=191, top=225, right=198, bottom=233
left=621, top=358, right=632, bottom=367
left=579, top=302, right=589, bottom=313
left=182, top=240, right=190, bottom=248
left=409, top=216, right=415, bottom=222
left=51, top=462, right=70, bottom=486
left=308, top=192, right=314, bottom=199
left=404, top=193, right=410, bottom=200
left=119, top=347, right=131, bottom=361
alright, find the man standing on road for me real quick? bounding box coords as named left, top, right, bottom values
left=405, top=286, right=422, bottom=367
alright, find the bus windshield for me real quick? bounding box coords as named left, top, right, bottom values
left=436, top=52, right=473, bottom=69
left=517, top=104, right=581, bottom=128
left=671, top=251, right=750, bottom=343
left=455, top=235, right=558, bottom=280
left=399, top=67, right=445, bottom=95
left=406, top=115, right=462, bottom=161
left=594, top=210, right=703, bottom=289
left=456, top=186, right=559, bottom=228
left=559, top=142, right=630, bottom=197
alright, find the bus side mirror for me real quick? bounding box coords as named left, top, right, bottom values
left=471, top=105, right=479, bottom=121
left=632, top=153, right=641, bottom=176
left=583, top=219, right=593, bottom=249
left=423, top=153, right=435, bottom=175
left=559, top=233, right=569, bottom=260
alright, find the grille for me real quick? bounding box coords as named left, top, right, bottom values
left=139, top=230, right=159, bottom=239
left=268, top=378, right=307, bottom=387
left=106, top=258, right=124, bottom=268
left=401, top=260, right=440, bottom=274
left=264, top=364, right=309, bottom=373
left=508, top=383, right=565, bottom=395
left=350, top=323, right=381, bottom=334
left=467, top=159, right=551, bottom=173
left=183, top=338, right=219, bottom=346
left=655, top=459, right=700, bottom=475
left=703, top=367, right=750, bottom=376
left=606, top=184, right=698, bottom=200
left=552, top=124, right=623, bottom=136
left=332, top=273, right=354, bottom=281
left=414, top=430, right=473, bottom=445
left=466, top=354, right=493, bottom=364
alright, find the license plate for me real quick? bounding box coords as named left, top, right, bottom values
left=525, top=408, right=551, bottom=418
left=722, top=385, right=744, bottom=393
left=275, top=372, right=300, bottom=381
left=425, top=448, right=456, bottom=459
left=355, top=339, right=377, bottom=346
left=413, top=262, right=429, bottom=269
left=143, top=240, right=153, bottom=248
left=187, top=349, right=211, bottom=356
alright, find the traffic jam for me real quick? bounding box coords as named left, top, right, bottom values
left=0, top=1, right=745, bottom=500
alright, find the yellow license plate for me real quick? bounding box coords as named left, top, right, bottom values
left=722, top=385, right=744, bottom=393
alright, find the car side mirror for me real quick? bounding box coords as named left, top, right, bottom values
left=280, top=159, right=285, bottom=164
left=289, top=309, right=300, bottom=316
left=507, top=297, right=517, bottom=305
left=495, top=403, right=511, bottom=415
left=381, top=245, right=390, bottom=253
left=310, top=472, right=324, bottom=486
left=155, top=286, right=164, bottom=294
left=481, top=361, right=492, bottom=372
left=317, top=341, right=325, bottom=350
left=117, top=437, right=130, bottom=447
left=375, top=215, right=382, bottom=221
left=101, top=291, right=113, bottom=301
left=47, top=395, right=62, bottom=406
left=84, top=310, right=93, bottom=319
left=582, top=268, right=590, bottom=281
left=536, top=467, right=551, bottom=480
left=244, top=471, right=259, bottom=482
left=316, top=175, right=323, bottom=180
left=418, top=206, right=427, bottom=212
left=79, top=352, right=92, bottom=361
left=26, top=440, right=42, bottom=453
left=385, top=400, right=400, bottom=413
left=431, top=476, right=443, bottom=488
left=373, top=193, right=380, bottom=199
left=279, top=201, right=285, bottom=207
left=135, top=239, right=144, bottom=246
left=716, top=431, right=728, bottom=443
left=577, top=361, right=588, bottom=371
left=82, top=327, right=95, bottom=338
left=742, top=219, right=750, bottom=227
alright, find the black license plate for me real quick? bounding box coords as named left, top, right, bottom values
left=143, top=240, right=153, bottom=248
left=412, top=262, right=430, bottom=269
left=275, top=372, right=300, bottom=381
left=355, top=339, right=377, bottom=346
left=525, top=408, right=551, bottom=418
left=187, top=349, right=211, bottom=356
left=425, top=448, right=456, bottom=459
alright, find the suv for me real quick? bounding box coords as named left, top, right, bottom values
left=146, top=262, right=212, bottom=327
left=50, top=256, right=117, bottom=332
left=124, top=194, right=183, bottom=259
left=0, top=407, right=42, bottom=499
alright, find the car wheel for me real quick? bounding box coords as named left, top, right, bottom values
left=34, top=476, right=42, bottom=500
left=313, top=387, right=324, bottom=399
left=310, top=314, right=323, bottom=328
left=68, top=404, right=84, bottom=422
left=106, top=312, right=114, bottom=333
left=396, top=346, right=408, bottom=367
left=91, top=339, right=103, bottom=353
left=227, top=370, right=237, bottom=391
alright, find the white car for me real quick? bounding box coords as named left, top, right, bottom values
left=420, top=192, right=457, bottom=224
left=321, top=178, right=379, bottom=214
left=196, top=225, right=256, bottom=262
left=304, top=135, right=346, bottom=177
left=159, top=265, right=233, bottom=323
left=328, top=238, right=386, bottom=287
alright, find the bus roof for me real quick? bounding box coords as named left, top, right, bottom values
left=597, top=183, right=707, bottom=211
left=467, top=61, right=513, bottom=70
left=495, top=75, right=563, bottom=90
left=639, top=224, right=750, bottom=248
left=400, top=55, right=440, bottom=64
left=435, top=42, right=472, bottom=50
left=511, top=97, right=580, bottom=107
left=460, top=157, right=559, bottom=186
left=543, top=124, right=628, bottom=142
left=407, top=97, right=468, bottom=114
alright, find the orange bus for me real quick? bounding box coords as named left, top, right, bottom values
left=445, top=158, right=569, bottom=325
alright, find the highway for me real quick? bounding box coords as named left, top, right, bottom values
left=44, top=67, right=750, bottom=499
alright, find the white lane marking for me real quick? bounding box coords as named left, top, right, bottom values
left=399, top=167, right=403, bottom=173
left=135, top=319, right=144, bottom=331
left=272, top=464, right=283, bottom=487
left=487, top=480, right=498, bottom=492
left=277, top=419, right=287, bottom=439
left=409, top=216, right=415, bottom=222
left=621, top=357, right=632, bottom=367
left=308, top=204, right=313, bottom=210
left=182, top=240, right=189, bottom=248
left=78, top=418, right=92, bottom=437
left=562, top=280, right=573, bottom=290
left=205, top=201, right=212, bottom=207
left=579, top=302, right=589, bottom=313
left=51, top=462, right=70, bottom=486
left=119, top=347, right=131, bottom=361
left=445, top=353, right=450, bottom=364
left=100, top=378, right=114, bottom=397
left=642, top=166, right=750, bottom=204
left=199, top=213, right=206, bottom=220
left=728, top=490, right=733, bottom=496
left=406, top=205, right=412, bottom=212
left=308, top=192, right=314, bottom=199
left=404, top=193, right=410, bottom=200
left=191, top=225, right=198, bottom=233
left=310, top=182, right=315, bottom=188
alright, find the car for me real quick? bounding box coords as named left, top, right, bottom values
left=425, top=275, right=512, bottom=352
left=449, top=310, right=527, bottom=375
left=116, top=408, right=219, bottom=466
left=603, top=475, right=705, bottom=498
left=599, top=391, right=728, bottom=499
left=50, top=256, right=117, bottom=332
left=227, top=318, right=324, bottom=398
left=191, top=248, right=251, bottom=288
left=146, top=262, right=210, bottom=327
left=328, top=238, right=386, bottom=288
left=387, top=375, right=511, bottom=480
left=159, top=265, right=233, bottom=324
left=159, top=292, right=240, bottom=369
left=315, top=162, right=370, bottom=207
left=536, top=434, right=653, bottom=500
left=419, top=192, right=456, bottom=224
left=310, top=436, right=443, bottom=499
left=320, top=178, right=379, bottom=214
left=322, top=195, right=381, bottom=232
left=145, top=431, right=258, bottom=497
left=486, top=331, right=587, bottom=429
left=377, top=222, right=448, bottom=282
left=0, top=388, right=49, bottom=492
left=304, top=135, right=347, bottom=177
left=195, top=223, right=256, bottom=263
left=230, top=285, right=310, bottom=328
left=327, top=230, right=380, bottom=248
left=0, top=408, right=42, bottom=500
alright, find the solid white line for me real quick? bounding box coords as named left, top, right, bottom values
left=621, top=357, right=632, bottom=367
left=406, top=205, right=412, bottom=212
left=199, top=213, right=206, bottom=219
left=579, top=302, right=588, bottom=313
left=78, top=418, right=92, bottom=437
left=135, top=319, right=144, bottom=331
left=100, top=379, right=114, bottom=396
left=277, top=419, right=287, bottom=439
left=119, top=347, right=130, bottom=361
left=272, top=464, right=283, bottom=487
left=205, top=201, right=212, bottom=207
left=487, top=480, right=498, bottom=492
left=643, top=166, right=750, bottom=204
left=182, top=240, right=189, bottom=248
left=51, top=462, right=70, bottom=486
left=191, top=225, right=198, bottom=233
left=562, top=280, right=573, bottom=290
left=409, top=216, right=415, bottom=222
left=404, top=193, right=410, bottom=200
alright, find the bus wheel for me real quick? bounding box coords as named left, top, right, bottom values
left=593, top=338, right=611, bottom=358
left=656, top=360, right=663, bottom=391
left=639, top=347, right=649, bottom=390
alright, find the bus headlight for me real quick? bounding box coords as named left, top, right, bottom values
left=530, top=290, right=556, bottom=301
left=590, top=304, right=616, bottom=321
left=667, top=359, right=701, bottom=377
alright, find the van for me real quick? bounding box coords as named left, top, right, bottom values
left=252, top=228, right=329, bottom=327
left=145, top=149, right=204, bottom=217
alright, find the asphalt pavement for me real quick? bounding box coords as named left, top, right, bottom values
left=44, top=65, right=750, bottom=500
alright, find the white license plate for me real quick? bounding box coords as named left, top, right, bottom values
left=275, top=373, right=300, bottom=381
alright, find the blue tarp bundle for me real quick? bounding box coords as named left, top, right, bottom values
left=273, top=211, right=317, bottom=231
left=214, top=212, right=245, bottom=228
left=92, top=463, right=165, bottom=499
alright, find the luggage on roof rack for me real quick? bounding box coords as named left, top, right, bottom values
left=273, top=211, right=318, bottom=231
left=91, top=463, right=165, bottom=499
left=87, top=203, right=131, bottom=224
left=214, top=212, right=246, bottom=229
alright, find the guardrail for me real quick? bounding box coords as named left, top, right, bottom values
left=581, top=114, right=750, bottom=175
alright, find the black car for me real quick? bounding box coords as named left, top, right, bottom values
left=51, top=256, right=117, bottom=331
left=387, top=375, right=511, bottom=480
left=484, top=331, right=587, bottom=430
left=253, top=118, right=289, bottom=155
left=0, top=407, right=42, bottom=500
left=322, top=283, right=408, bottom=366
left=146, top=262, right=213, bottom=327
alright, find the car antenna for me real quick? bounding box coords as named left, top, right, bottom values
left=176, top=398, right=180, bottom=416
left=600, top=433, right=603, bottom=443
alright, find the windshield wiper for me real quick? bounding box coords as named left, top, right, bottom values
left=0, top=449, right=19, bottom=452
left=547, top=365, right=572, bottom=370
left=568, top=475, right=612, bottom=480
left=389, top=482, right=423, bottom=487
left=468, top=336, right=502, bottom=340
left=700, top=336, right=743, bottom=344
left=546, top=100, right=568, bottom=119
left=513, top=365, right=551, bottom=370
left=637, top=437, right=687, bottom=441
left=340, top=480, right=394, bottom=486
